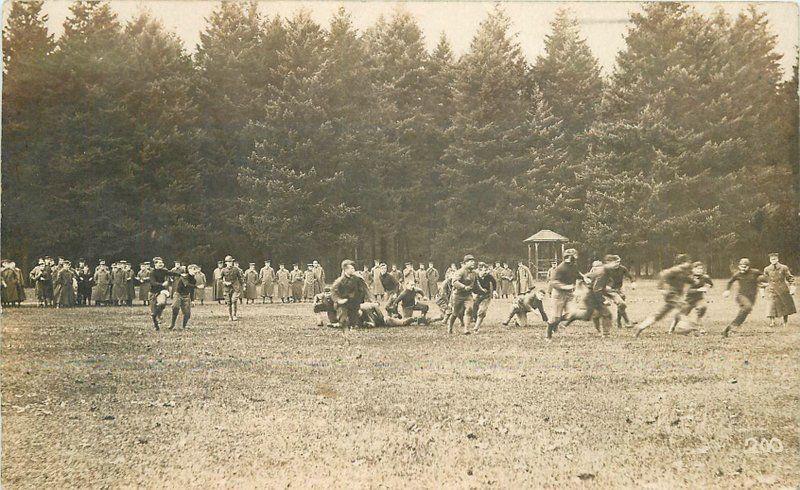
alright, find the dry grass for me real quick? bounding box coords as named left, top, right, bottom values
left=2, top=280, right=798, bottom=488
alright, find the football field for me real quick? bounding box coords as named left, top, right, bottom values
left=2, top=281, right=798, bottom=487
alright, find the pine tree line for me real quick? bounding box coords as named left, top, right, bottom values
left=3, top=1, right=797, bottom=275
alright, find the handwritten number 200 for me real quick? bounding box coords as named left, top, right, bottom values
left=744, top=437, right=783, bottom=453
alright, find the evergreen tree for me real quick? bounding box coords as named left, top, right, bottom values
left=583, top=3, right=792, bottom=272
left=1, top=0, right=55, bottom=266
left=435, top=6, right=567, bottom=264
left=533, top=8, right=603, bottom=152
left=194, top=1, right=270, bottom=260
left=42, top=1, right=134, bottom=260
left=120, top=13, right=207, bottom=263
left=363, top=10, right=434, bottom=262
left=240, top=10, right=356, bottom=263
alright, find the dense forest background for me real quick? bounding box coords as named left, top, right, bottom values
left=3, top=1, right=798, bottom=275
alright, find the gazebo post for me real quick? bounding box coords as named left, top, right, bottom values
left=534, top=242, right=539, bottom=275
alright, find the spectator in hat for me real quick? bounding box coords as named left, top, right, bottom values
left=303, top=263, right=317, bottom=301
left=290, top=264, right=304, bottom=302
left=213, top=260, right=225, bottom=304
left=93, top=260, right=112, bottom=306
left=259, top=261, right=275, bottom=304
left=276, top=264, right=291, bottom=303
left=312, top=260, right=325, bottom=296
left=243, top=262, right=259, bottom=304
left=137, top=262, right=151, bottom=306
left=191, top=265, right=207, bottom=305
left=763, top=252, right=795, bottom=327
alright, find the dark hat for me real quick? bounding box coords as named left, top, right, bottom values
left=739, top=258, right=751, bottom=266
left=140, top=262, right=149, bottom=266
left=463, top=254, right=475, bottom=262
left=692, top=261, right=704, bottom=268
left=604, top=254, right=620, bottom=263
left=478, top=262, right=488, bottom=268
left=564, top=248, right=578, bottom=257
left=768, top=252, right=779, bottom=258
left=404, top=262, right=412, bottom=267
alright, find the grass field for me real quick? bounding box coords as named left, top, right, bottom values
left=2, top=280, right=799, bottom=488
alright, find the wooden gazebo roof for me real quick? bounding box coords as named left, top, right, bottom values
left=523, top=230, right=569, bottom=243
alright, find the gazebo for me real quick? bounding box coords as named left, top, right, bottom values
left=523, top=230, right=570, bottom=279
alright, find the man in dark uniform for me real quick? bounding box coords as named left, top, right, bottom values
left=390, top=281, right=430, bottom=324
left=546, top=248, right=582, bottom=337
left=313, top=285, right=338, bottom=327
left=722, top=258, right=767, bottom=337
left=604, top=255, right=636, bottom=328
left=448, top=254, right=478, bottom=335
left=331, top=259, right=372, bottom=329
left=170, top=266, right=197, bottom=329
left=470, top=262, right=497, bottom=333
left=635, top=254, right=694, bottom=337
left=669, top=261, right=713, bottom=333
left=148, top=257, right=181, bottom=330
left=76, top=263, right=94, bottom=306
left=548, top=254, right=616, bottom=338
left=221, top=255, right=244, bottom=321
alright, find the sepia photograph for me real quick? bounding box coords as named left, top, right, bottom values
left=1, top=0, right=798, bottom=487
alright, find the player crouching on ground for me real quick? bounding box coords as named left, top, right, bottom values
left=502, top=286, right=548, bottom=328
left=390, top=281, right=431, bottom=324
left=313, top=286, right=339, bottom=328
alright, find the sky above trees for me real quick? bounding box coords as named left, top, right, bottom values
left=3, top=1, right=797, bottom=78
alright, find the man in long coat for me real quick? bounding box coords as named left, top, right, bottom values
left=213, top=261, right=225, bottom=303
left=93, top=260, right=112, bottom=305
left=312, top=260, right=326, bottom=295
left=426, top=262, right=439, bottom=299
left=516, top=261, right=535, bottom=295
left=276, top=264, right=291, bottom=302
left=415, top=263, right=429, bottom=298
left=371, top=260, right=385, bottom=299
left=55, top=260, right=76, bottom=308
left=259, top=261, right=275, bottom=303
left=137, top=262, right=151, bottom=305
left=112, top=262, right=128, bottom=306
left=191, top=265, right=207, bottom=304
left=303, top=263, right=318, bottom=301
left=763, top=252, right=795, bottom=326
left=2, top=260, right=22, bottom=306
left=289, top=264, right=304, bottom=302
left=76, top=264, right=93, bottom=306
left=30, top=259, right=48, bottom=306
left=243, top=263, right=259, bottom=303
left=124, top=262, right=136, bottom=306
